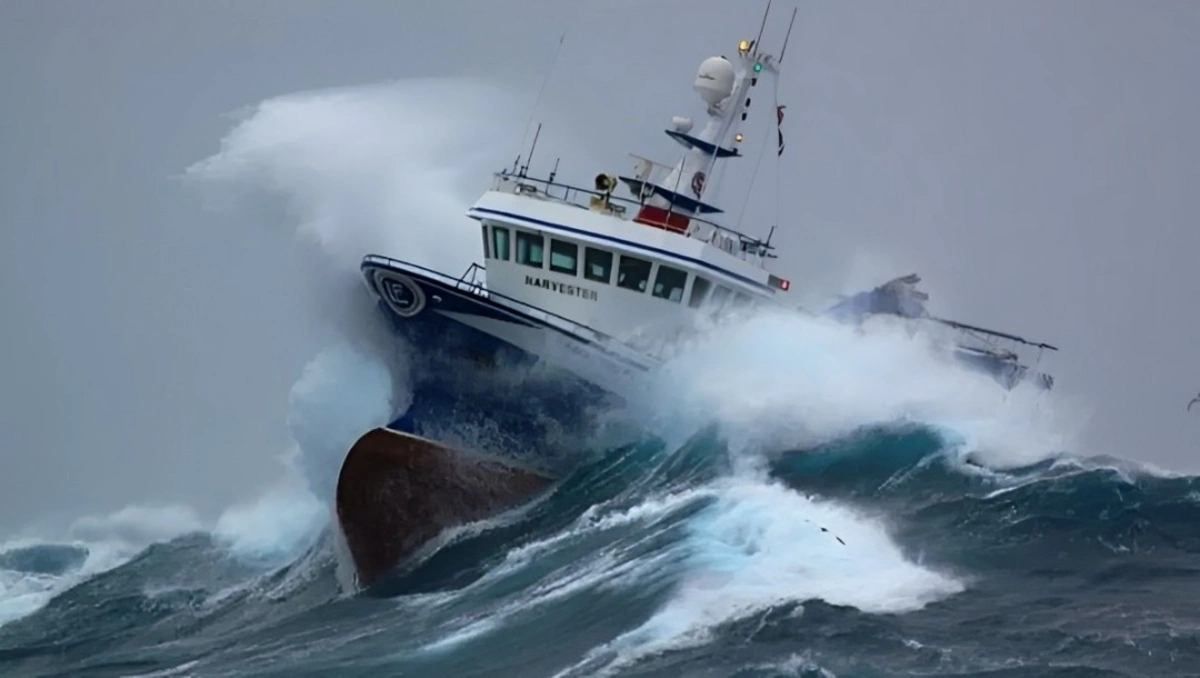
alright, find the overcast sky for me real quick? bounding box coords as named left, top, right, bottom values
left=1, top=0, right=1197, bottom=537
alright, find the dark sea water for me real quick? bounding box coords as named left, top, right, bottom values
left=3, top=421, right=1198, bottom=678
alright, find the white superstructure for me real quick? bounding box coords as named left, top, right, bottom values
left=464, top=32, right=795, bottom=349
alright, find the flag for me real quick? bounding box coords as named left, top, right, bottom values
left=776, top=105, right=786, bottom=156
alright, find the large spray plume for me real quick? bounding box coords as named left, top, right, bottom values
left=183, top=77, right=529, bottom=501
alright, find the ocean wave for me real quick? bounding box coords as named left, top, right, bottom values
left=4, top=76, right=1193, bottom=677
left=6, top=424, right=1195, bottom=677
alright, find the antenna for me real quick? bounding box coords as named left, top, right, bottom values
left=519, top=122, right=542, bottom=178
left=753, top=0, right=771, bottom=57
left=778, top=7, right=798, bottom=64
left=512, top=0, right=578, bottom=177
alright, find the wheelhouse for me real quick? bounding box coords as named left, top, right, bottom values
left=477, top=212, right=766, bottom=338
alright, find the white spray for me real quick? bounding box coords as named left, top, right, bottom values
left=552, top=304, right=1081, bottom=675
left=184, top=77, right=531, bottom=564
left=1, top=77, right=533, bottom=626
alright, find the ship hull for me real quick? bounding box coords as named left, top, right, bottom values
left=334, top=257, right=640, bottom=587
left=335, top=427, right=554, bottom=589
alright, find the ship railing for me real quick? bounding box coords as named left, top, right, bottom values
left=929, top=316, right=1058, bottom=369
left=931, top=316, right=1058, bottom=352
left=456, top=262, right=487, bottom=295
left=362, top=255, right=657, bottom=366
left=488, top=170, right=777, bottom=264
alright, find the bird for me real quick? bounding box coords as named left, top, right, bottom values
left=1189, top=393, right=1200, bottom=412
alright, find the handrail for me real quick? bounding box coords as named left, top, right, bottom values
left=456, top=262, right=486, bottom=295
left=362, top=255, right=658, bottom=366
left=490, top=170, right=777, bottom=260
left=931, top=316, right=1059, bottom=351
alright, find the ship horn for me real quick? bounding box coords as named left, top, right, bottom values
left=594, top=172, right=617, bottom=193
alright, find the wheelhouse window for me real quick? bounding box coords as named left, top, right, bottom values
left=584, top=247, right=612, bottom=283
left=688, top=276, right=712, bottom=308
left=709, top=285, right=732, bottom=309
left=481, top=225, right=490, bottom=259
left=652, top=264, right=688, bottom=302
left=515, top=230, right=544, bottom=268
left=616, top=254, right=652, bottom=292
left=491, top=225, right=511, bottom=261
left=549, top=239, right=578, bottom=275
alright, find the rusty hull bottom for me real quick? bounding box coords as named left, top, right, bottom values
left=334, top=427, right=554, bottom=589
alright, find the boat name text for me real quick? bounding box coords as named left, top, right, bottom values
left=524, top=275, right=598, bottom=301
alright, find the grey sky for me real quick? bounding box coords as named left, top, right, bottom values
left=1, top=0, right=1197, bottom=537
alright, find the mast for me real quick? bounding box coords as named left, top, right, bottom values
left=625, top=5, right=789, bottom=238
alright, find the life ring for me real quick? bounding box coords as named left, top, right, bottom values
left=378, top=272, right=426, bottom=318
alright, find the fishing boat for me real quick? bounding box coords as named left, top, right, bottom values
left=334, top=10, right=1058, bottom=589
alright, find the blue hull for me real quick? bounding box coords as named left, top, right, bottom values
left=361, top=257, right=620, bottom=475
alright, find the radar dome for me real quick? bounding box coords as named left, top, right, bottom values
left=694, top=56, right=735, bottom=106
